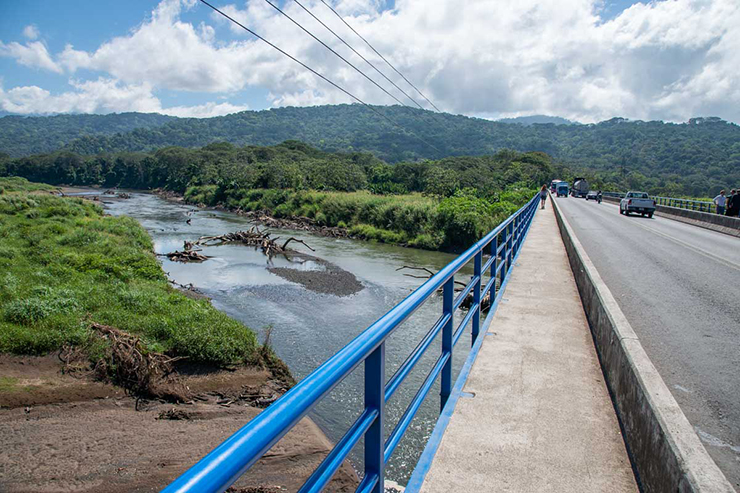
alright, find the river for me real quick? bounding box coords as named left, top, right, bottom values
left=101, top=191, right=473, bottom=486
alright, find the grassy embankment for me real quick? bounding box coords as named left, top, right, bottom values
left=0, top=177, right=266, bottom=389
left=184, top=186, right=536, bottom=251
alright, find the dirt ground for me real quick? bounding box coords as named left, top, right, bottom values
left=0, top=354, right=358, bottom=493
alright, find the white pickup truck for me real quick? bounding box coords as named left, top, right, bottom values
left=620, top=191, right=656, bottom=218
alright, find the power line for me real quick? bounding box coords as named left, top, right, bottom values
left=197, top=0, right=444, bottom=155
left=291, top=0, right=425, bottom=111
left=261, top=0, right=408, bottom=107
left=318, top=0, right=441, bottom=113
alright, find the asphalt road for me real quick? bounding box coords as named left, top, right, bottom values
left=554, top=197, right=740, bottom=489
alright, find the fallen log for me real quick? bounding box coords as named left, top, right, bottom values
left=166, top=250, right=208, bottom=262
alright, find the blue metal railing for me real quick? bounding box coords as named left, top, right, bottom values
left=163, top=193, right=540, bottom=493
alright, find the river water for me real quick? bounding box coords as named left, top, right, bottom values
left=102, top=192, right=475, bottom=486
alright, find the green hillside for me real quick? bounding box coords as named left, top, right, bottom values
left=0, top=112, right=175, bottom=158
left=0, top=106, right=738, bottom=196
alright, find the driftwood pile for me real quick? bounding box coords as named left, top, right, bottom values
left=397, top=266, right=493, bottom=311
left=240, top=210, right=350, bottom=239
left=164, top=226, right=316, bottom=262
left=90, top=322, right=188, bottom=401
left=191, top=226, right=315, bottom=258
left=166, top=249, right=208, bottom=263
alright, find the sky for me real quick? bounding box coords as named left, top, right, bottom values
left=0, top=0, right=738, bottom=123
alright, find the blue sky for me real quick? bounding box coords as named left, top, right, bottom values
left=1, top=0, right=738, bottom=123
left=0, top=0, right=264, bottom=111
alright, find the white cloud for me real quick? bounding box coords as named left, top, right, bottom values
left=23, top=25, right=40, bottom=40
left=201, top=0, right=740, bottom=123
left=2, top=0, right=739, bottom=123
left=0, top=40, right=62, bottom=73
left=0, top=79, right=161, bottom=114
left=161, top=101, right=249, bottom=117
left=0, top=78, right=247, bottom=117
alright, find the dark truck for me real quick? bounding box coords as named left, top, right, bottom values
left=572, top=178, right=589, bottom=198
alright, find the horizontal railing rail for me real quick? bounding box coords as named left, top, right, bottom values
left=163, top=193, right=540, bottom=493
left=603, top=192, right=717, bottom=213
left=651, top=195, right=715, bottom=213
left=602, top=191, right=625, bottom=199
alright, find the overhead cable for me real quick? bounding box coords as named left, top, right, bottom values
left=262, top=0, right=408, bottom=107
left=291, top=0, right=425, bottom=111
left=197, top=0, right=444, bottom=155
left=318, top=0, right=441, bottom=112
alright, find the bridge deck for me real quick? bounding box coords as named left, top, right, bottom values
left=419, top=206, right=637, bottom=492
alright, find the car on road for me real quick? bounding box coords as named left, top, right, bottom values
left=586, top=191, right=599, bottom=201
left=620, top=191, right=656, bottom=218
left=556, top=182, right=569, bottom=197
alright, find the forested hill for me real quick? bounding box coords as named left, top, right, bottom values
left=0, top=112, right=175, bottom=157
left=1, top=105, right=738, bottom=195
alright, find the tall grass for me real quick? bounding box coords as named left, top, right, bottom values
left=0, top=177, right=259, bottom=366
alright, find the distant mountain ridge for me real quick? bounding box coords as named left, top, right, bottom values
left=496, top=115, right=577, bottom=126
left=0, top=112, right=176, bottom=157
left=0, top=105, right=738, bottom=196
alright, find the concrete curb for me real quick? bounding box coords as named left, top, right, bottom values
left=602, top=196, right=740, bottom=238
left=551, top=197, right=734, bottom=493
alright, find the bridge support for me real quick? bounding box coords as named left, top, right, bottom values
left=364, top=343, right=385, bottom=493
left=440, top=277, right=454, bottom=412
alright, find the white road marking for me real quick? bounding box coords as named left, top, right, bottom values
left=580, top=201, right=740, bottom=271
left=627, top=219, right=740, bottom=272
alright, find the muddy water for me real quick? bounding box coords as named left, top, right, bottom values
left=102, top=192, right=474, bottom=486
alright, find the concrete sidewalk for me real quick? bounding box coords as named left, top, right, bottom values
left=419, top=206, right=637, bottom=492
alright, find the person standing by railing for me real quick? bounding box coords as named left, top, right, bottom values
left=713, top=190, right=727, bottom=215
left=726, top=189, right=740, bottom=217
left=540, top=185, right=548, bottom=209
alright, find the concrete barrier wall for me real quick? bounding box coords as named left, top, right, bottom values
left=551, top=197, right=734, bottom=493
left=602, top=196, right=740, bottom=238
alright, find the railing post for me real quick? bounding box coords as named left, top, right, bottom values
left=491, top=235, right=498, bottom=298
left=501, top=228, right=508, bottom=282
left=515, top=215, right=521, bottom=253
left=472, top=251, right=482, bottom=344
left=507, top=222, right=514, bottom=273
left=440, top=277, right=454, bottom=412
left=364, top=343, right=385, bottom=493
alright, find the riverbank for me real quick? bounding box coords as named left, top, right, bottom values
left=0, top=178, right=358, bottom=491
left=0, top=353, right=357, bottom=492
left=174, top=186, right=536, bottom=252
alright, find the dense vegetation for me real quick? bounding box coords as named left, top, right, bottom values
left=0, top=177, right=260, bottom=366
left=0, top=142, right=550, bottom=249
left=0, top=112, right=174, bottom=158
left=1, top=105, right=738, bottom=196
left=186, top=187, right=534, bottom=250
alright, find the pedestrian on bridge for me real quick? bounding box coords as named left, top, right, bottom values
left=726, top=189, right=740, bottom=217
left=540, top=185, right=548, bottom=209
left=713, top=190, right=727, bottom=215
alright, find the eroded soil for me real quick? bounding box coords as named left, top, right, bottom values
left=0, top=355, right=358, bottom=493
